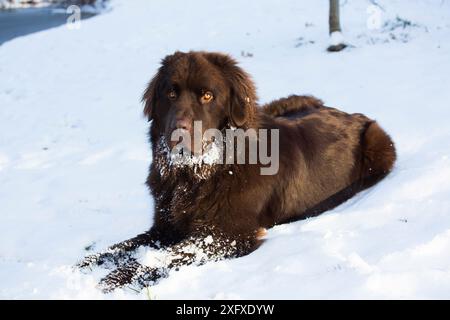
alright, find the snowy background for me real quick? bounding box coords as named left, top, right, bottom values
left=1, top=0, right=450, bottom=299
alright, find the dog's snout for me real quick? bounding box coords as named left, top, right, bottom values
left=175, top=118, right=192, bottom=131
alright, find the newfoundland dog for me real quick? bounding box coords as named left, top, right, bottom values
left=79, top=51, right=396, bottom=292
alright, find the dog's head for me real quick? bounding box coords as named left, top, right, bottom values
left=142, top=51, right=257, bottom=153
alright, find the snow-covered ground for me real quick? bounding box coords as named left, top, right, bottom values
left=0, top=0, right=107, bottom=10
left=1, top=0, right=450, bottom=299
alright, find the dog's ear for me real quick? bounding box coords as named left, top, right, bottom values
left=142, top=52, right=186, bottom=121
left=228, top=67, right=257, bottom=127
left=204, top=52, right=257, bottom=127
left=142, top=71, right=162, bottom=121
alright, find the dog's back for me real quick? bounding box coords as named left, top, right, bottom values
left=260, top=95, right=396, bottom=224
left=262, top=95, right=324, bottom=119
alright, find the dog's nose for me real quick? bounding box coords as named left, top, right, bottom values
left=175, top=118, right=192, bottom=131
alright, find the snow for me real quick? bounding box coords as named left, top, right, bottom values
left=0, top=0, right=51, bottom=9
left=329, top=31, right=345, bottom=46
left=164, top=136, right=222, bottom=169
left=0, top=0, right=108, bottom=12
left=1, top=0, right=450, bottom=299
left=155, top=135, right=223, bottom=180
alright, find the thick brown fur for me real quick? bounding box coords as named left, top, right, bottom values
left=79, top=51, right=396, bottom=291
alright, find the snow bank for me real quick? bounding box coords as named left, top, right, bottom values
left=0, top=0, right=108, bottom=11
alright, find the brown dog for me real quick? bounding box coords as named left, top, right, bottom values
left=79, top=51, right=396, bottom=292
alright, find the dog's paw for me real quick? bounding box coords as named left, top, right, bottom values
left=97, top=260, right=167, bottom=293
left=76, top=252, right=104, bottom=271
left=77, top=250, right=135, bottom=271
left=98, top=260, right=140, bottom=293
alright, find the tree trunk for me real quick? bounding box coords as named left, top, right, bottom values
left=329, top=0, right=342, bottom=34
left=327, top=0, right=347, bottom=52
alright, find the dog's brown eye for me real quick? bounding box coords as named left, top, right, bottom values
left=168, top=90, right=177, bottom=100
left=200, top=91, right=214, bottom=104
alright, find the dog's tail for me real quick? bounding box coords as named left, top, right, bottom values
left=359, top=121, right=397, bottom=189
left=261, top=95, right=324, bottom=118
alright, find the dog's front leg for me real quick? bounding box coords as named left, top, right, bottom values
left=77, top=227, right=169, bottom=270
left=98, top=226, right=260, bottom=292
